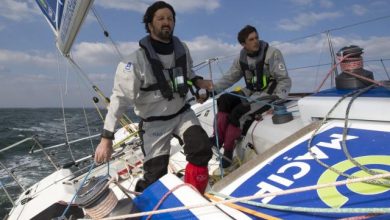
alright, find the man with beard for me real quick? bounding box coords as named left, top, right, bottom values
left=204, top=25, right=291, bottom=169
left=94, top=1, right=213, bottom=193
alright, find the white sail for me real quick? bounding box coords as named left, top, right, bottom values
left=35, top=0, right=94, bottom=55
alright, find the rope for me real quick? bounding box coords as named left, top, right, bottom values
left=208, top=191, right=390, bottom=215
left=220, top=91, right=278, bottom=109
left=339, top=57, right=363, bottom=72
left=206, top=193, right=280, bottom=220
left=307, top=85, right=390, bottom=186
left=146, top=183, right=197, bottom=220
left=315, top=53, right=354, bottom=92
left=60, top=163, right=96, bottom=218
left=340, top=85, right=390, bottom=179
left=56, top=49, right=76, bottom=161
left=99, top=172, right=390, bottom=220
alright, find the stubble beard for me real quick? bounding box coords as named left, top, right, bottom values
left=158, top=28, right=173, bottom=41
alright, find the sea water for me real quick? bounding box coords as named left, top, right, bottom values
left=0, top=108, right=137, bottom=218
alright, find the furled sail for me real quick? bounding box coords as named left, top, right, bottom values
left=35, top=0, right=94, bottom=56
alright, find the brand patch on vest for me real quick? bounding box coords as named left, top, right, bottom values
left=278, top=63, right=285, bottom=71
left=125, top=62, right=132, bottom=70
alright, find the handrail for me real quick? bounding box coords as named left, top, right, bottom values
left=31, top=133, right=100, bottom=153
left=0, top=136, right=35, bottom=153
left=0, top=180, right=14, bottom=206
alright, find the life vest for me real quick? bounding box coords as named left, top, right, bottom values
left=239, top=40, right=270, bottom=91
left=139, top=36, right=189, bottom=100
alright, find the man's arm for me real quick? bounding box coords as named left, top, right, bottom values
left=213, top=58, right=243, bottom=93
left=268, top=48, right=291, bottom=99
left=95, top=61, right=140, bottom=163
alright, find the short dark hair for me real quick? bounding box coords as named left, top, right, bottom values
left=237, top=25, right=258, bottom=44
left=143, top=1, right=176, bottom=33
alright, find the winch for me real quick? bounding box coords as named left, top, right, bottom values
left=74, top=175, right=118, bottom=219
left=335, top=45, right=374, bottom=89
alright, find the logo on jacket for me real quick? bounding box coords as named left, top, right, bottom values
left=125, top=62, right=132, bottom=70
left=278, top=63, right=285, bottom=71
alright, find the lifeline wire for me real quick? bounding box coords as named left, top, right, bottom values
left=207, top=58, right=225, bottom=178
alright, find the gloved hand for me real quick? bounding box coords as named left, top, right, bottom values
left=196, top=92, right=209, bottom=104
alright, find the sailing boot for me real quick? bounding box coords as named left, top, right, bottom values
left=184, top=162, right=209, bottom=194
left=135, top=155, right=169, bottom=192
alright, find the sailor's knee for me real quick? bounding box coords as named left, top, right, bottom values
left=217, top=93, right=241, bottom=113
left=229, top=103, right=251, bottom=127
left=183, top=125, right=212, bottom=166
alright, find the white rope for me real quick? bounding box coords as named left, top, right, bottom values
left=98, top=172, right=390, bottom=219
left=56, top=49, right=75, bottom=161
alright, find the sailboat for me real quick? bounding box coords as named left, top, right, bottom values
left=2, top=0, right=390, bottom=219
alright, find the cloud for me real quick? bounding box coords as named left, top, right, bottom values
left=319, top=0, right=334, bottom=8
left=273, top=35, right=390, bottom=61
left=351, top=4, right=367, bottom=16
left=278, top=11, right=343, bottom=31
left=95, top=0, right=220, bottom=13
left=273, top=35, right=390, bottom=91
left=71, top=41, right=139, bottom=66
left=185, top=36, right=240, bottom=64
left=0, top=49, right=57, bottom=69
left=94, top=0, right=149, bottom=13
left=290, top=0, right=313, bottom=6
left=166, top=0, right=220, bottom=12
left=0, top=0, right=39, bottom=21
left=3, top=33, right=390, bottom=106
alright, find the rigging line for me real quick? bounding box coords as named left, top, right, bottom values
left=66, top=55, right=95, bottom=88
left=307, top=86, right=390, bottom=186
left=208, top=59, right=224, bottom=178
left=66, top=55, right=133, bottom=128
left=100, top=172, right=390, bottom=220
left=327, top=14, right=390, bottom=32
left=314, top=34, right=327, bottom=91
left=57, top=50, right=75, bottom=161
left=193, top=54, right=237, bottom=71
left=326, top=31, right=338, bottom=87
left=380, top=59, right=390, bottom=80
left=272, top=14, right=390, bottom=46
left=215, top=58, right=226, bottom=76
left=91, top=6, right=124, bottom=61
left=315, top=52, right=355, bottom=93
left=76, top=77, right=96, bottom=154
left=287, top=58, right=390, bottom=72
left=194, top=15, right=390, bottom=72
left=340, top=84, right=389, bottom=178
left=221, top=91, right=278, bottom=109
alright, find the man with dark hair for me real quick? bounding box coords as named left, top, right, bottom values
left=207, top=25, right=291, bottom=168
left=94, top=1, right=213, bottom=193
